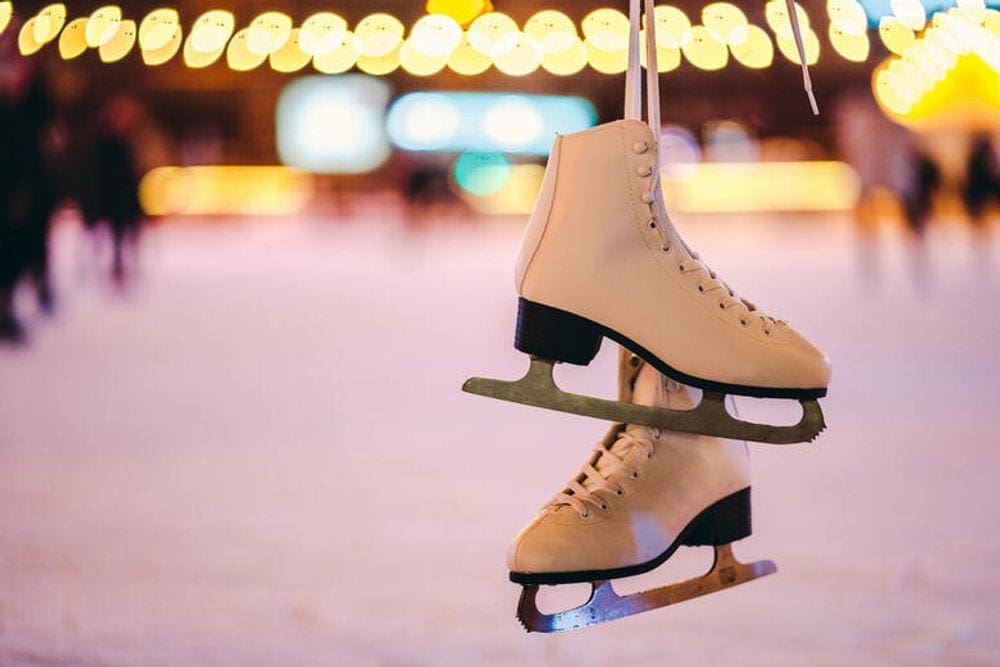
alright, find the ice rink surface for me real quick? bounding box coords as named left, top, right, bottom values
left=1, top=212, right=998, bottom=665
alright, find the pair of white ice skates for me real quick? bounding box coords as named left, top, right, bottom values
left=463, top=0, right=829, bottom=632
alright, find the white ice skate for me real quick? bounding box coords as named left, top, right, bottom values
left=464, top=0, right=828, bottom=445
left=509, top=352, right=775, bottom=633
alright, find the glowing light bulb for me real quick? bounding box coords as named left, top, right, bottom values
left=682, top=25, right=728, bottom=70
left=33, top=4, right=66, bottom=44
left=410, top=14, right=463, bottom=58
left=702, top=3, right=748, bottom=45
left=426, top=0, right=494, bottom=27
left=983, top=9, right=999, bottom=37
left=829, top=22, right=870, bottom=62
left=581, top=8, right=630, bottom=51
left=448, top=32, right=493, bottom=74
left=356, top=13, right=405, bottom=58
left=0, top=2, right=11, bottom=37
left=19, top=20, right=44, bottom=56
left=639, top=36, right=682, bottom=72
left=467, top=12, right=518, bottom=56
left=524, top=10, right=577, bottom=54
left=246, top=11, right=292, bottom=56
left=99, top=18, right=135, bottom=62
left=142, top=22, right=181, bottom=65
left=399, top=39, right=448, bottom=76
left=879, top=17, right=915, bottom=55
left=483, top=98, right=544, bottom=150
left=139, top=8, right=179, bottom=52
left=58, top=18, right=88, bottom=59
left=313, top=32, right=360, bottom=74
left=183, top=35, right=223, bottom=68
left=651, top=6, right=692, bottom=48
left=85, top=6, right=122, bottom=48
left=299, top=12, right=347, bottom=56
left=190, top=10, right=234, bottom=53
left=270, top=29, right=311, bottom=73
left=541, top=40, right=588, bottom=75
left=776, top=25, right=820, bottom=64
left=730, top=24, right=774, bottom=68
left=585, top=40, right=628, bottom=74
left=357, top=43, right=401, bottom=75
left=492, top=32, right=542, bottom=76
left=765, top=1, right=810, bottom=32
left=826, top=0, right=867, bottom=35
left=227, top=28, right=268, bottom=71
left=891, top=0, right=926, bottom=31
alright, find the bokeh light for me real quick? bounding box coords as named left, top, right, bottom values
left=99, top=18, right=136, bottom=63
left=18, top=19, right=43, bottom=56
left=246, top=11, right=293, bottom=56
left=190, top=10, right=234, bottom=53
left=453, top=152, right=511, bottom=196
left=32, top=4, right=66, bottom=45
left=890, top=0, right=927, bottom=30
left=139, top=8, right=180, bottom=52
left=426, top=0, right=494, bottom=27
left=879, top=16, right=916, bottom=54
left=448, top=32, right=493, bottom=74
left=312, top=32, right=360, bottom=74
left=270, top=29, right=311, bottom=73
left=776, top=25, right=821, bottom=64
left=299, top=12, right=347, bottom=56
left=0, top=2, right=12, bottom=38
left=226, top=28, right=268, bottom=72
left=702, top=2, right=749, bottom=44
left=765, top=0, right=811, bottom=32
left=650, top=5, right=693, bottom=48
left=492, top=32, right=543, bottom=76
left=85, top=5, right=122, bottom=48
left=410, top=14, right=463, bottom=58
left=57, top=18, right=88, bottom=59
left=682, top=25, right=729, bottom=70
left=355, top=13, right=405, bottom=58
left=830, top=22, right=871, bottom=61
left=524, top=10, right=578, bottom=53
left=730, top=24, right=775, bottom=68
left=581, top=8, right=630, bottom=51
left=356, top=43, right=402, bottom=75
left=541, top=40, right=588, bottom=75
left=400, top=39, right=448, bottom=76
left=143, top=23, right=182, bottom=65
left=467, top=12, right=519, bottom=55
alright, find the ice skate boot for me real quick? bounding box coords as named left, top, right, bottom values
left=508, top=352, right=775, bottom=633
left=464, top=0, right=828, bottom=445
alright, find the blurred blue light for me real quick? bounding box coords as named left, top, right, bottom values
left=387, top=92, right=597, bottom=155
left=453, top=152, right=511, bottom=196
left=856, top=0, right=999, bottom=27
left=277, top=75, right=392, bottom=174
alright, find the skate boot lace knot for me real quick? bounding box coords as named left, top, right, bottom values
left=548, top=428, right=657, bottom=518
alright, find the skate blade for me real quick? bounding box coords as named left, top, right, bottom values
left=463, top=358, right=825, bottom=445
left=516, top=544, right=776, bottom=633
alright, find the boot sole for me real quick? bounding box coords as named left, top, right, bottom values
left=510, top=487, right=752, bottom=585
left=515, top=297, right=827, bottom=400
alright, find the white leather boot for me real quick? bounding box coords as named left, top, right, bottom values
left=507, top=359, right=751, bottom=583
left=511, top=0, right=830, bottom=401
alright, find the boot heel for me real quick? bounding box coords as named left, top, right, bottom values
left=515, top=298, right=603, bottom=366
left=682, top=488, right=752, bottom=546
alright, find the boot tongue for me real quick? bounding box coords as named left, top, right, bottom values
left=588, top=363, right=664, bottom=484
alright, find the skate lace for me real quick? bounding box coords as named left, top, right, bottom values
left=626, top=0, right=803, bottom=336
left=548, top=427, right=657, bottom=518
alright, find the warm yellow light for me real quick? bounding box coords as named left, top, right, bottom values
left=873, top=65, right=916, bottom=114
left=524, top=10, right=577, bottom=54
left=142, top=22, right=181, bottom=65
left=190, top=10, right=234, bottom=53
left=357, top=43, right=401, bottom=75
left=246, top=11, right=292, bottom=56
left=0, top=2, right=12, bottom=37
left=299, top=12, right=347, bottom=56
left=957, top=0, right=988, bottom=20
left=139, top=166, right=314, bottom=217
left=661, top=162, right=860, bottom=213
left=492, top=32, right=543, bottom=76
left=32, top=4, right=66, bottom=44
left=448, top=32, right=493, bottom=74
left=138, top=8, right=180, bottom=52
left=639, top=36, right=682, bottom=72
left=776, top=26, right=820, bottom=64
left=19, top=20, right=45, bottom=56
left=355, top=13, right=405, bottom=58
left=270, top=29, right=311, bottom=73
left=650, top=5, right=692, bottom=48
left=702, top=3, right=748, bottom=45
left=730, top=24, right=774, bottom=68
left=313, top=32, right=360, bottom=73
left=467, top=12, right=518, bottom=55
left=893, top=54, right=1000, bottom=129
left=765, top=0, right=810, bottom=32
left=984, top=9, right=1000, bottom=36
left=879, top=17, right=915, bottom=55
left=226, top=28, right=268, bottom=71
left=183, top=35, right=224, bottom=68
left=829, top=22, right=870, bottom=61
left=581, top=8, right=630, bottom=51
left=85, top=5, right=122, bottom=48
left=682, top=25, right=729, bottom=70
left=541, top=40, right=588, bottom=75
left=99, top=18, right=135, bottom=63
left=891, top=0, right=926, bottom=30
left=461, top=164, right=545, bottom=215
left=826, top=0, right=868, bottom=34
left=399, top=39, right=448, bottom=75
left=410, top=14, right=463, bottom=58
left=58, top=18, right=88, bottom=59
left=585, top=39, right=628, bottom=74
left=426, top=0, right=494, bottom=27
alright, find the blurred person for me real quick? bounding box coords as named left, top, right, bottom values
left=0, top=22, right=58, bottom=343
left=77, top=96, right=145, bottom=286
left=963, top=134, right=999, bottom=226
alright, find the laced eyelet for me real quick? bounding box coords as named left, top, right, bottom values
left=637, top=165, right=652, bottom=177
left=740, top=318, right=749, bottom=327
left=718, top=302, right=726, bottom=310
left=615, top=487, right=625, bottom=496
left=579, top=509, right=589, bottom=519
left=648, top=219, right=657, bottom=229
left=652, top=427, right=662, bottom=439
left=661, top=244, right=671, bottom=253
left=629, top=471, right=639, bottom=480
left=641, top=192, right=655, bottom=204
left=764, top=328, right=772, bottom=336
left=633, top=141, right=648, bottom=154
left=678, top=263, right=686, bottom=273
left=697, top=284, right=705, bottom=293
left=600, top=502, right=609, bottom=511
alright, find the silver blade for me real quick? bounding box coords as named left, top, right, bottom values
left=463, top=358, right=825, bottom=445
left=516, top=544, right=777, bottom=633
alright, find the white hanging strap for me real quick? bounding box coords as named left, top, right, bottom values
left=785, top=0, right=820, bottom=115
left=624, top=0, right=662, bottom=140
